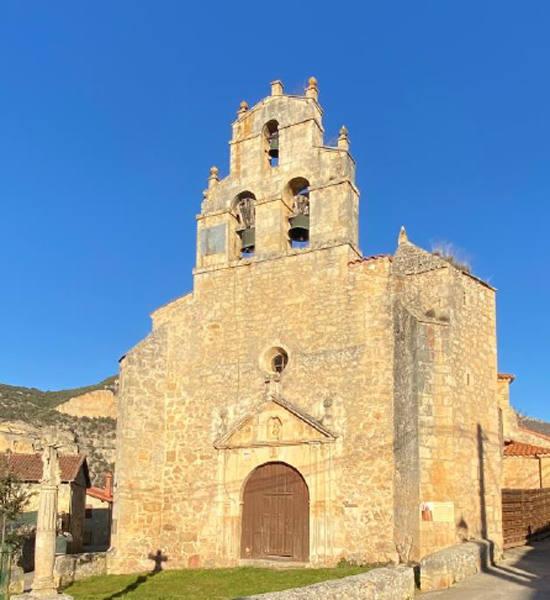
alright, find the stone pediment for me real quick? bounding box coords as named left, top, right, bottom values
left=215, top=397, right=336, bottom=449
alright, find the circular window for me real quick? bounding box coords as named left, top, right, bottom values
left=271, top=351, right=288, bottom=373
left=261, top=347, right=289, bottom=375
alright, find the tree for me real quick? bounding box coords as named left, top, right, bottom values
left=0, top=457, right=32, bottom=550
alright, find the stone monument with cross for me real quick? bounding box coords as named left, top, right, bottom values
left=14, top=442, right=73, bottom=599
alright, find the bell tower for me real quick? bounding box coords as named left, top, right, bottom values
left=195, top=78, right=360, bottom=273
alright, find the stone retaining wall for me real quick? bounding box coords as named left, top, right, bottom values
left=240, top=565, right=415, bottom=599
left=419, top=540, right=492, bottom=591
left=55, top=552, right=107, bottom=587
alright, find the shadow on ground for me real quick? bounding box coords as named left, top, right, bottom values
left=103, top=550, right=168, bottom=600
left=423, top=537, right=550, bottom=599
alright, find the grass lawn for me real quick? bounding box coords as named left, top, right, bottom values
left=64, top=565, right=370, bottom=599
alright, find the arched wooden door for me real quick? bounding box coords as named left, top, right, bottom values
left=241, top=462, right=309, bottom=561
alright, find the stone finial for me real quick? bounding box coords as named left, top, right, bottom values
left=270, top=80, right=284, bottom=96
left=398, top=226, right=409, bottom=245
left=305, top=76, right=319, bottom=101
left=322, top=397, right=333, bottom=426
left=237, top=100, right=249, bottom=116
left=338, top=125, right=350, bottom=151
left=217, top=408, right=228, bottom=436
left=208, top=165, right=219, bottom=188
left=264, top=374, right=281, bottom=400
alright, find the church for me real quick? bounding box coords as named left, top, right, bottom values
left=109, top=78, right=505, bottom=573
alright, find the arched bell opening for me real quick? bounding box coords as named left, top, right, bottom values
left=233, top=191, right=256, bottom=257
left=286, top=178, right=310, bottom=249
left=263, top=120, right=279, bottom=167
left=240, top=462, right=309, bottom=562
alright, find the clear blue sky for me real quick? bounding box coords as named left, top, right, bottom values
left=1, top=2, right=548, bottom=420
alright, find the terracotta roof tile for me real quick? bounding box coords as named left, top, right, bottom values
left=87, top=486, right=113, bottom=503
left=0, top=452, right=89, bottom=485
left=504, top=441, right=550, bottom=457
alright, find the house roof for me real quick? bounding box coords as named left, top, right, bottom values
left=504, top=441, right=550, bottom=458
left=0, top=452, right=90, bottom=487
left=87, top=486, right=113, bottom=503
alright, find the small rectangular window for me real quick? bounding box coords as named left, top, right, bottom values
left=498, top=408, right=504, bottom=450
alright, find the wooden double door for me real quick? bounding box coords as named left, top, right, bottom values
left=241, top=462, right=309, bottom=561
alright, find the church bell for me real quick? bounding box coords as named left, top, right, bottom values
left=288, top=214, right=310, bottom=243
left=238, top=227, right=255, bottom=253
left=268, top=133, right=279, bottom=159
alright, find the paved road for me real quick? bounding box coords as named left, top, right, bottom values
left=422, top=538, right=550, bottom=599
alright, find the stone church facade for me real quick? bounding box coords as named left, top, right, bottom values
left=109, top=79, right=504, bottom=573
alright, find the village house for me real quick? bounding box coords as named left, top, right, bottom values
left=110, top=78, right=512, bottom=574
left=504, top=440, right=550, bottom=488
left=84, top=473, right=113, bottom=550
left=494, top=374, right=550, bottom=547
left=496, top=373, right=550, bottom=489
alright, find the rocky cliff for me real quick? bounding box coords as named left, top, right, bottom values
left=56, top=389, right=117, bottom=420
left=0, top=376, right=117, bottom=485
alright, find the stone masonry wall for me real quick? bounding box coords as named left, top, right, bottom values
left=150, top=247, right=396, bottom=570
left=392, top=239, right=503, bottom=560
left=109, top=327, right=169, bottom=573
left=503, top=456, right=550, bottom=489
left=392, top=303, right=421, bottom=563
left=496, top=378, right=519, bottom=441
left=110, top=247, right=398, bottom=572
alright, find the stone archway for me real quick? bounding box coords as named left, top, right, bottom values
left=240, top=462, right=309, bottom=562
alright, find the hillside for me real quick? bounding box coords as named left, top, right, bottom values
left=519, top=416, right=550, bottom=439
left=0, top=375, right=117, bottom=417
left=0, top=376, right=117, bottom=485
